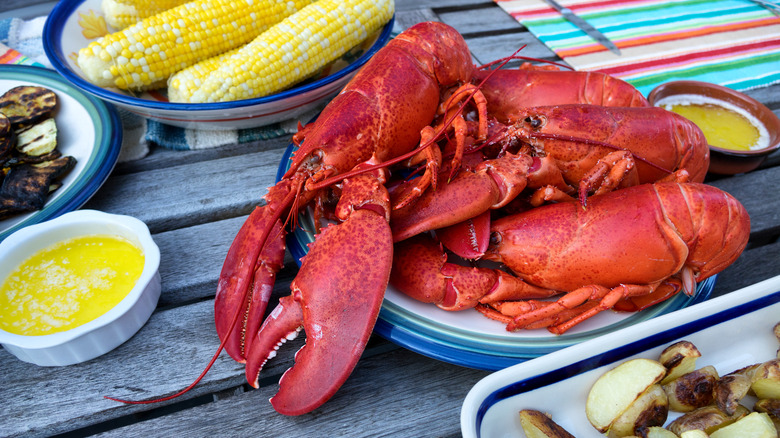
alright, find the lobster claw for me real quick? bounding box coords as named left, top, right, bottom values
left=245, top=207, right=393, bottom=416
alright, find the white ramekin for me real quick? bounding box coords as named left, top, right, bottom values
left=0, top=210, right=161, bottom=366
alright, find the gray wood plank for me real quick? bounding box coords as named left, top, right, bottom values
left=92, top=347, right=490, bottom=438
left=710, top=165, right=780, bottom=241
left=0, top=300, right=296, bottom=437
left=439, top=4, right=524, bottom=36
left=711, top=239, right=780, bottom=298
left=82, top=147, right=288, bottom=234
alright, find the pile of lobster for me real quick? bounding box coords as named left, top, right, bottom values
left=118, top=21, right=750, bottom=416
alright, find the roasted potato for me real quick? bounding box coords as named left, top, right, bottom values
left=660, top=341, right=702, bottom=385
left=714, top=373, right=753, bottom=416
left=708, top=412, right=777, bottom=438
left=644, top=426, right=680, bottom=438
left=518, top=409, right=574, bottom=438
left=751, top=359, right=780, bottom=399
left=586, top=358, right=668, bottom=433
left=754, top=398, right=780, bottom=432
left=663, top=366, right=719, bottom=412
left=608, top=384, right=669, bottom=438
left=679, top=430, right=709, bottom=438
left=666, top=405, right=749, bottom=435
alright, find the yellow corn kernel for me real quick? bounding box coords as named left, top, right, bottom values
left=167, top=47, right=241, bottom=102
left=170, top=0, right=394, bottom=103
left=101, top=0, right=191, bottom=30
left=77, top=0, right=316, bottom=91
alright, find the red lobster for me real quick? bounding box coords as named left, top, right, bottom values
left=390, top=104, right=711, bottom=250
left=390, top=182, right=750, bottom=334
left=213, top=21, right=483, bottom=416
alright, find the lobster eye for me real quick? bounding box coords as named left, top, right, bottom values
left=308, top=149, right=324, bottom=164
left=489, top=231, right=502, bottom=247
left=524, top=116, right=544, bottom=129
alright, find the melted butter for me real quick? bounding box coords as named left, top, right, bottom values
left=658, top=95, right=769, bottom=152
left=0, top=235, right=145, bottom=336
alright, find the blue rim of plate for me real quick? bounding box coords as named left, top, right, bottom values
left=471, top=286, right=780, bottom=437
left=0, top=65, right=122, bottom=242
left=42, top=0, right=395, bottom=112
left=276, top=141, right=714, bottom=371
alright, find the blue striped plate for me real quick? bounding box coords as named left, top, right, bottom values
left=0, top=65, right=121, bottom=242
left=278, top=141, right=714, bottom=372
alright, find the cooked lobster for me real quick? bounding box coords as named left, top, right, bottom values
left=108, top=21, right=742, bottom=417
left=390, top=182, right=750, bottom=334
left=215, top=21, right=483, bottom=416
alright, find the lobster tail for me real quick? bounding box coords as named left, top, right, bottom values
left=655, top=182, right=750, bottom=281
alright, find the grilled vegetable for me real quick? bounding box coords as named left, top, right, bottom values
left=101, top=0, right=190, bottom=29
left=168, top=0, right=394, bottom=103
left=0, top=113, right=13, bottom=160
left=77, top=0, right=316, bottom=91
left=16, top=118, right=58, bottom=157
left=0, top=86, right=58, bottom=127
left=0, top=156, right=76, bottom=219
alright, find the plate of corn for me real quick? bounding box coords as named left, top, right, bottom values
left=42, top=0, right=395, bottom=131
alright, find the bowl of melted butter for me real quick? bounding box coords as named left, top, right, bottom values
left=0, top=210, right=160, bottom=366
left=648, top=80, right=780, bottom=175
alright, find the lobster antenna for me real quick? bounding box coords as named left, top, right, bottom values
left=307, top=45, right=525, bottom=191
left=104, top=182, right=302, bottom=405
left=527, top=132, right=675, bottom=174
left=478, top=54, right=573, bottom=71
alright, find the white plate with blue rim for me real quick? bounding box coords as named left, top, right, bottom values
left=43, top=0, right=394, bottom=130
left=277, top=142, right=715, bottom=371
left=461, top=275, right=780, bottom=437
left=0, top=65, right=121, bottom=242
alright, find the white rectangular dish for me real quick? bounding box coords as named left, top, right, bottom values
left=461, top=274, right=780, bottom=438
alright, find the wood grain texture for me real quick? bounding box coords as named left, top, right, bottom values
left=1, top=0, right=778, bottom=436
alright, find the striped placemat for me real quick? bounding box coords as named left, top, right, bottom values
left=494, top=0, right=780, bottom=95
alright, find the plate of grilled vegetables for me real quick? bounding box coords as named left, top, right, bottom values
left=42, top=0, right=394, bottom=130
left=0, top=65, right=121, bottom=242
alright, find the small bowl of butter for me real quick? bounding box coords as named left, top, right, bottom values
left=0, top=210, right=160, bottom=366
left=648, top=80, right=780, bottom=175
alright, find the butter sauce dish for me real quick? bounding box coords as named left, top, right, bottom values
left=648, top=80, right=780, bottom=175
left=0, top=210, right=161, bottom=366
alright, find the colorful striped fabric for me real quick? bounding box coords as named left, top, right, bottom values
left=494, top=0, right=780, bottom=95
left=0, top=42, right=44, bottom=68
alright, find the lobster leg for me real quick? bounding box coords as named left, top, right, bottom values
left=390, top=233, right=559, bottom=311
left=391, top=151, right=535, bottom=243
left=245, top=174, right=393, bottom=416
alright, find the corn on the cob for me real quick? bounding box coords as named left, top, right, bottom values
left=77, top=0, right=316, bottom=91
left=168, top=0, right=394, bottom=103
left=101, top=0, right=191, bottom=30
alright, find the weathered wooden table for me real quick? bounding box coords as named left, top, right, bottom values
left=2, top=0, right=779, bottom=436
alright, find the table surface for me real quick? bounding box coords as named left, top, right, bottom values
left=2, top=1, right=780, bottom=437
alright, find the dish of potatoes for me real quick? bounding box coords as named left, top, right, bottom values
left=461, top=278, right=780, bottom=438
